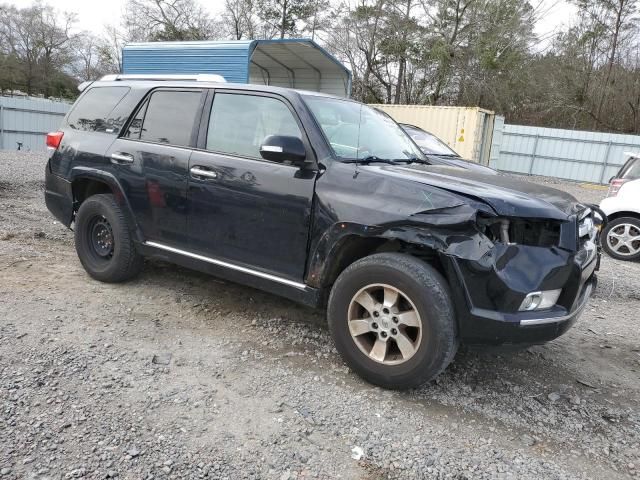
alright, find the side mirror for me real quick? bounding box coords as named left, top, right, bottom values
left=608, top=176, right=616, bottom=184
left=259, top=135, right=307, bottom=165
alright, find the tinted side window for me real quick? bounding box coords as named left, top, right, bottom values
left=125, top=102, right=148, bottom=140
left=206, top=93, right=302, bottom=158
left=67, top=87, right=130, bottom=133
left=620, top=158, right=640, bottom=180
left=138, top=90, right=202, bottom=146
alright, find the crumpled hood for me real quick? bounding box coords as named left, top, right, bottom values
left=369, top=164, right=585, bottom=220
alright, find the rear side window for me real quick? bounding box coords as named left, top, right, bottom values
left=128, top=90, right=202, bottom=147
left=67, top=87, right=130, bottom=133
left=206, top=93, right=302, bottom=158
left=619, top=158, right=640, bottom=180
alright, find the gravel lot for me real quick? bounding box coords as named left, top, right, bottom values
left=1, top=152, right=639, bottom=480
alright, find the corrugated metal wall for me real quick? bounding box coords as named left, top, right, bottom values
left=370, top=105, right=495, bottom=163
left=122, top=41, right=253, bottom=83
left=122, top=40, right=351, bottom=97
left=0, top=96, right=70, bottom=152
left=489, top=124, right=640, bottom=184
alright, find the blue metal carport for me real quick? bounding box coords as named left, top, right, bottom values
left=122, top=39, right=351, bottom=97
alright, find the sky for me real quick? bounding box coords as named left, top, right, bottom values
left=7, top=0, right=577, bottom=45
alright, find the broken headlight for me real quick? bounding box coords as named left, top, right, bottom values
left=478, top=216, right=561, bottom=247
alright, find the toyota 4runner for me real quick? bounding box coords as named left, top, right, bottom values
left=45, top=76, right=601, bottom=389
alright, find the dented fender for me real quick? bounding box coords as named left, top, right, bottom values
left=305, top=161, right=500, bottom=288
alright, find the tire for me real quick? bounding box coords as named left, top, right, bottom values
left=601, top=216, right=640, bottom=261
left=74, top=193, right=143, bottom=282
left=327, top=253, right=458, bottom=389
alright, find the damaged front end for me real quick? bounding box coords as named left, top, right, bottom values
left=310, top=162, right=601, bottom=345
left=385, top=207, right=600, bottom=344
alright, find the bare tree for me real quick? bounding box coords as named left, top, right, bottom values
left=223, top=0, right=260, bottom=39
left=256, top=0, right=317, bottom=39
left=70, top=32, right=114, bottom=81
left=123, top=0, right=219, bottom=41
left=0, top=2, right=75, bottom=95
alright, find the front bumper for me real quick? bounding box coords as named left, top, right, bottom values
left=459, top=275, right=595, bottom=345
left=446, top=240, right=599, bottom=345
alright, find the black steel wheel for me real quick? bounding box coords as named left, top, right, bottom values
left=74, top=194, right=143, bottom=282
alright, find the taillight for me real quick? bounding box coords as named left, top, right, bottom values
left=607, top=178, right=628, bottom=197
left=46, top=131, right=64, bottom=150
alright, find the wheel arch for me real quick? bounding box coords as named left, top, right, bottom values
left=307, top=223, right=447, bottom=295
left=70, top=168, right=144, bottom=242
left=605, top=211, right=640, bottom=222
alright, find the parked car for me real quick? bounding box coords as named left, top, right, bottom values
left=600, top=152, right=640, bottom=261
left=400, top=123, right=496, bottom=174
left=45, top=76, right=601, bottom=389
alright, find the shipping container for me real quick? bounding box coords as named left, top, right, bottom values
left=370, top=105, right=496, bottom=164
left=122, top=39, right=352, bottom=97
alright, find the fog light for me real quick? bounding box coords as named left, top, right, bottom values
left=519, top=289, right=561, bottom=311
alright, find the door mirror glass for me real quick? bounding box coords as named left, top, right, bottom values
left=260, top=135, right=307, bottom=165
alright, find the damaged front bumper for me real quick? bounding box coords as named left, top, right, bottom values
left=446, top=234, right=599, bottom=345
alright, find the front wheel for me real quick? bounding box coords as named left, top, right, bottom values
left=327, top=253, right=458, bottom=389
left=601, top=216, right=640, bottom=261
left=74, top=193, right=143, bottom=282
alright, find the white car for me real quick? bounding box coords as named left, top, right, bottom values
left=600, top=153, right=640, bottom=261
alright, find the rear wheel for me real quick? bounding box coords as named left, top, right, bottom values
left=602, top=217, right=640, bottom=261
left=327, top=253, right=458, bottom=389
left=74, top=194, right=143, bottom=282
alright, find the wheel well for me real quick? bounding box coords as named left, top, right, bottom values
left=321, top=235, right=445, bottom=289
left=606, top=211, right=640, bottom=222
left=72, top=179, right=112, bottom=210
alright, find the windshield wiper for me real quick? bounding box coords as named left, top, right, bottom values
left=343, top=156, right=403, bottom=165
left=393, top=156, right=429, bottom=164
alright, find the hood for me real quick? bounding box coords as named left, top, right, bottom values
left=425, top=154, right=497, bottom=175
left=369, top=164, right=584, bottom=220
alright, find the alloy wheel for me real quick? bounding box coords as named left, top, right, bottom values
left=347, top=283, right=422, bottom=365
left=606, top=223, right=640, bottom=257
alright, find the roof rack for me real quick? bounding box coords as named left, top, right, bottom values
left=78, top=73, right=227, bottom=92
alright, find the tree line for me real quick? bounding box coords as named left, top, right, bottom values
left=1, top=0, right=639, bottom=134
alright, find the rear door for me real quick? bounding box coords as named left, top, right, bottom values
left=187, top=90, right=317, bottom=280
left=106, top=88, right=205, bottom=246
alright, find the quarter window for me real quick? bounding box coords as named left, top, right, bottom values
left=67, top=87, right=130, bottom=133
left=133, top=90, right=202, bottom=147
left=620, top=158, right=640, bottom=180
left=206, top=93, right=302, bottom=158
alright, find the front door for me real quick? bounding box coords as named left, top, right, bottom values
left=106, top=88, right=205, bottom=246
left=187, top=91, right=317, bottom=281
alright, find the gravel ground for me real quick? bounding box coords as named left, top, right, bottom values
left=1, top=152, right=638, bottom=480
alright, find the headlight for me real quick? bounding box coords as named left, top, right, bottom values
left=519, top=289, right=562, bottom=311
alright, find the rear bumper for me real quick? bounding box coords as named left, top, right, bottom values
left=44, top=162, right=73, bottom=227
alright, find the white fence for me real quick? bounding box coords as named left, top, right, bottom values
left=489, top=123, right=640, bottom=184
left=0, top=96, right=71, bottom=152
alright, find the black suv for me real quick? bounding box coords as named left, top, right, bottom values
left=45, top=77, right=601, bottom=389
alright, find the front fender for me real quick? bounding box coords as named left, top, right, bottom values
left=306, top=205, right=495, bottom=289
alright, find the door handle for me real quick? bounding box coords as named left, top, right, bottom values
left=190, top=166, right=218, bottom=180
left=110, top=152, right=134, bottom=165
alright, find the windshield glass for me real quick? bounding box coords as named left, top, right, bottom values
left=303, top=96, right=423, bottom=161
left=401, top=125, right=458, bottom=156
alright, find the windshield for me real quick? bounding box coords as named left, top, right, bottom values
left=303, top=96, right=423, bottom=161
left=401, top=125, right=458, bottom=156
